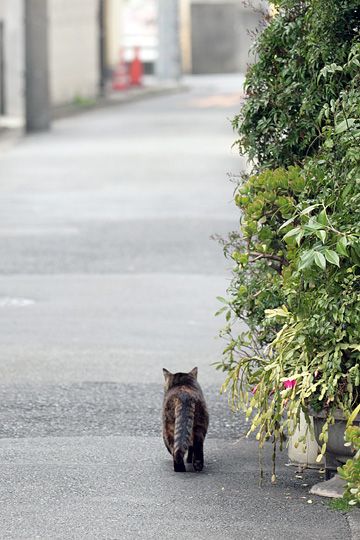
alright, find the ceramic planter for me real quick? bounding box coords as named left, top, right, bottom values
left=311, top=409, right=360, bottom=480
left=288, top=412, right=322, bottom=467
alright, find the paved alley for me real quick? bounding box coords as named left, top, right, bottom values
left=0, top=76, right=351, bottom=539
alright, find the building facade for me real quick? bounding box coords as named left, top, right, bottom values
left=0, top=0, right=113, bottom=128
left=0, top=0, right=24, bottom=121
left=184, top=0, right=266, bottom=74
left=48, top=0, right=100, bottom=106
left=0, top=0, right=266, bottom=129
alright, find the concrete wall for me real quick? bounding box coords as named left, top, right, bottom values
left=48, top=0, right=100, bottom=106
left=105, top=0, right=124, bottom=69
left=0, top=0, right=25, bottom=119
left=190, top=1, right=265, bottom=74
left=180, top=0, right=192, bottom=73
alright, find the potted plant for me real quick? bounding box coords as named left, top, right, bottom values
left=312, top=409, right=360, bottom=480
left=216, top=0, right=360, bottom=480
left=338, top=404, right=360, bottom=506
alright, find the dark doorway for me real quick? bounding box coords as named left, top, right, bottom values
left=191, top=3, right=237, bottom=74
left=190, top=3, right=259, bottom=74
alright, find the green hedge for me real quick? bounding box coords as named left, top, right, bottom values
left=217, top=0, right=360, bottom=482
left=233, top=0, right=360, bottom=168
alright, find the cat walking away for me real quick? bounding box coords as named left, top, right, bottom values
left=162, top=367, right=209, bottom=472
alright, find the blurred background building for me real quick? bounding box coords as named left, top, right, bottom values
left=0, top=0, right=24, bottom=122
left=0, top=0, right=266, bottom=131
left=49, top=0, right=100, bottom=106
left=188, top=0, right=263, bottom=74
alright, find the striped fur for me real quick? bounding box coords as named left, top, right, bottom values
left=173, top=396, right=195, bottom=468
left=162, top=367, right=209, bottom=472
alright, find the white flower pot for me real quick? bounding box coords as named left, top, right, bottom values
left=288, top=411, right=321, bottom=467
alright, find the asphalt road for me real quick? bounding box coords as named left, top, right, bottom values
left=0, top=76, right=352, bottom=539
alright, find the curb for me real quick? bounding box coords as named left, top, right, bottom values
left=348, top=509, right=360, bottom=540
left=0, top=127, right=24, bottom=155
left=309, top=474, right=346, bottom=498
left=0, top=84, right=187, bottom=154
left=52, top=84, right=188, bottom=121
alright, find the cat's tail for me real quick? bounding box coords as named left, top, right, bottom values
left=173, top=395, right=195, bottom=472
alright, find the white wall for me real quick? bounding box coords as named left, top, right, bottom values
left=48, top=0, right=99, bottom=106
left=0, top=0, right=25, bottom=120
left=105, top=0, right=124, bottom=69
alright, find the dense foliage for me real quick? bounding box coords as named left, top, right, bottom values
left=217, top=0, right=360, bottom=480
left=233, top=0, right=360, bottom=168
left=339, top=405, right=360, bottom=507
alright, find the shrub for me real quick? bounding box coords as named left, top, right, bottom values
left=233, top=0, right=360, bottom=169
left=338, top=405, right=360, bottom=507
left=217, top=0, right=360, bottom=479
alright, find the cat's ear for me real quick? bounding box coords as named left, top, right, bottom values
left=163, top=368, right=171, bottom=380
left=189, top=367, right=198, bottom=379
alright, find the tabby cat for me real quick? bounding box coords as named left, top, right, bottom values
left=162, top=367, right=209, bottom=472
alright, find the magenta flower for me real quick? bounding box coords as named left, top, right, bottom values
left=283, top=379, right=296, bottom=390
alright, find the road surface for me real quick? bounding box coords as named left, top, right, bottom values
left=0, top=76, right=351, bottom=539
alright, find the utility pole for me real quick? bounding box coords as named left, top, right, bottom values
left=25, top=0, right=50, bottom=132
left=98, top=0, right=107, bottom=98
left=0, top=21, right=5, bottom=115
left=156, top=0, right=181, bottom=81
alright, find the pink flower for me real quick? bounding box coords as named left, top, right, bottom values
left=251, top=385, right=258, bottom=395
left=283, top=379, right=296, bottom=390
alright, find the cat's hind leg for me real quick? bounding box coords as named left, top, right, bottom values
left=173, top=451, right=186, bottom=472
left=192, top=430, right=205, bottom=472
left=186, top=445, right=193, bottom=463
left=163, top=419, right=175, bottom=455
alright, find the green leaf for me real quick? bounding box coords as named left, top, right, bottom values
left=283, top=227, right=301, bottom=240
left=341, top=183, right=353, bottom=200
left=279, top=216, right=296, bottom=231
left=314, top=252, right=326, bottom=270
left=298, top=250, right=315, bottom=271
left=324, top=249, right=340, bottom=267
left=300, top=204, right=321, bottom=215
left=232, top=252, right=249, bottom=265
left=304, top=220, right=324, bottom=231
left=335, top=118, right=356, bottom=134
left=347, top=404, right=360, bottom=427
left=336, top=237, right=348, bottom=256
left=265, top=306, right=289, bottom=319
left=296, top=230, right=304, bottom=246
left=317, top=209, right=328, bottom=226
left=316, top=230, right=327, bottom=243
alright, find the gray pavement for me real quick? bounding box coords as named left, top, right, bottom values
left=0, top=75, right=352, bottom=539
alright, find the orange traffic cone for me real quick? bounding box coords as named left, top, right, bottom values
left=112, top=50, right=129, bottom=91
left=129, top=47, right=143, bottom=87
